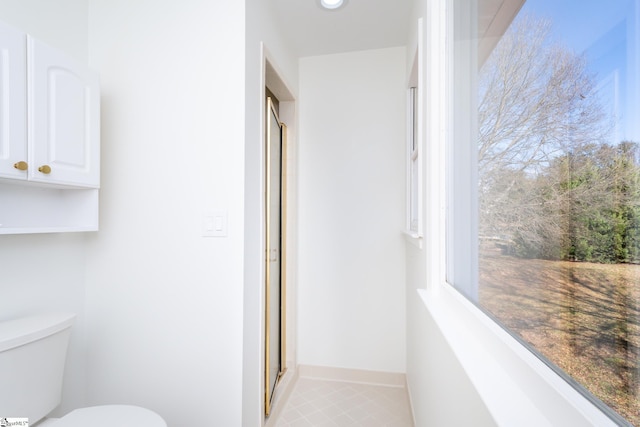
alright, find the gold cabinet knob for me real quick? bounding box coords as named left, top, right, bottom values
left=38, top=165, right=52, bottom=174
left=13, top=161, right=28, bottom=171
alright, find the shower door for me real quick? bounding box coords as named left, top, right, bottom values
left=265, top=96, right=286, bottom=416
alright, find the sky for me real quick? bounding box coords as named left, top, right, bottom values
left=518, top=0, right=639, bottom=144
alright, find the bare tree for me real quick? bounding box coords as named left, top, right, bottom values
left=478, top=14, right=611, bottom=246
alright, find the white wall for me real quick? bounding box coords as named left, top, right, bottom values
left=85, top=1, right=245, bottom=425
left=298, top=47, right=407, bottom=373
left=0, top=0, right=88, bottom=62
left=244, top=0, right=298, bottom=425
left=0, top=0, right=90, bottom=416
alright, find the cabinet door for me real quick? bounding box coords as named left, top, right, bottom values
left=0, top=22, right=27, bottom=180
left=28, top=36, right=100, bottom=188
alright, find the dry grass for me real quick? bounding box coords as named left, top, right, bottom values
left=479, top=247, right=640, bottom=426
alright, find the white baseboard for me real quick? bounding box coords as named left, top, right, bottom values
left=298, top=364, right=407, bottom=388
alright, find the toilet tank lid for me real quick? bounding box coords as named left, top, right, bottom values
left=0, top=312, right=76, bottom=353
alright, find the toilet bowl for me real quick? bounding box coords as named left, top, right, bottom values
left=0, top=313, right=166, bottom=427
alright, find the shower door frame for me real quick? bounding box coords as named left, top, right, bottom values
left=265, top=96, right=287, bottom=417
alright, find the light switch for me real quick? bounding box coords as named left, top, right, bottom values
left=203, top=210, right=227, bottom=237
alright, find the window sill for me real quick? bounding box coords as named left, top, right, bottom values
left=418, top=284, right=618, bottom=426
left=403, top=230, right=423, bottom=249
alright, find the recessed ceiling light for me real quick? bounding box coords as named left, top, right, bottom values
left=319, top=0, right=347, bottom=10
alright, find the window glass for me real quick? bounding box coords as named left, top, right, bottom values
left=450, top=0, right=640, bottom=424
left=409, top=87, right=420, bottom=233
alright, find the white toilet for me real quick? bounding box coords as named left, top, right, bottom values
left=0, top=313, right=166, bottom=427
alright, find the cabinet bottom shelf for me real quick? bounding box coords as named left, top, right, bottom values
left=0, top=182, right=98, bottom=234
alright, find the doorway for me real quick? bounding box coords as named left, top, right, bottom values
left=265, top=93, right=287, bottom=417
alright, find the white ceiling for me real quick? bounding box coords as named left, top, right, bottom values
left=268, top=0, right=416, bottom=57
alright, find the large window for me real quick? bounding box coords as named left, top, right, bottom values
left=449, top=0, right=640, bottom=425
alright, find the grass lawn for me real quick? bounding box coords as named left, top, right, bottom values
left=479, top=249, right=640, bottom=426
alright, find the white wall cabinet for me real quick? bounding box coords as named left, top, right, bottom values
left=0, top=21, right=100, bottom=234
left=0, top=21, right=27, bottom=181
left=27, top=36, right=100, bottom=188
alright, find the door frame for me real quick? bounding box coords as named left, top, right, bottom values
left=259, top=48, right=297, bottom=424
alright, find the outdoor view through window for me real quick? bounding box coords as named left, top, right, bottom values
left=453, top=0, right=640, bottom=424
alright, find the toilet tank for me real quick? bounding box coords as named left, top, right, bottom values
left=0, top=313, right=76, bottom=424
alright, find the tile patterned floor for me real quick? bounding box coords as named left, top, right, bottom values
left=273, top=377, right=414, bottom=427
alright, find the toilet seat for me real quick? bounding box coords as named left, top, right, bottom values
left=53, top=405, right=166, bottom=427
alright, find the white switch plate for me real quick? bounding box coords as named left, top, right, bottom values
left=203, top=210, right=227, bottom=237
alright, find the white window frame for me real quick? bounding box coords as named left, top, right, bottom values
left=408, top=87, right=419, bottom=233
left=405, top=20, right=424, bottom=249
left=418, top=0, right=625, bottom=425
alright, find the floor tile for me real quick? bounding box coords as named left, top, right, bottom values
left=272, top=378, right=414, bottom=426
